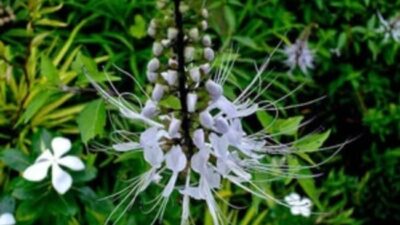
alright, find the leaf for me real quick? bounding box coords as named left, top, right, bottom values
left=129, top=15, right=147, bottom=39
left=41, top=54, right=60, bottom=84
left=77, top=99, right=106, bottom=143
left=0, top=149, right=31, bottom=172
left=294, top=130, right=331, bottom=153
left=159, top=95, right=181, bottom=110
left=19, top=90, right=54, bottom=124
left=0, top=196, right=15, bottom=213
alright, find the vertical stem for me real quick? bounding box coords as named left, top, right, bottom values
left=174, top=0, right=194, bottom=155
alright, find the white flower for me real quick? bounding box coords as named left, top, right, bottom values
left=23, top=137, right=85, bottom=195
left=284, top=39, right=314, bottom=74
left=284, top=193, right=313, bottom=217
left=0, top=213, right=15, bottom=225
left=376, top=12, right=400, bottom=42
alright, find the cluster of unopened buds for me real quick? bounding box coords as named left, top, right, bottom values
left=0, top=3, right=16, bottom=27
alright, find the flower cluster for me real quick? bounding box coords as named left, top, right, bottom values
left=0, top=213, right=15, bottom=225
left=23, top=137, right=85, bottom=195
left=284, top=193, right=312, bottom=217
left=284, top=38, right=314, bottom=74
left=87, top=1, right=330, bottom=224
left=376, top=12, right=400, bottom=42
left=0, top=3, right=16, bottom=27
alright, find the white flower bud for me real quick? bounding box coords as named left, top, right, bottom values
left=189, top=28, right=200, bottom=41
left=161, top=70, right=178, bottom=86
left=156, top=0, right=167, bottom=9
left=169, top=58, right=178, bottom=68
left=168, top=118, right=182, bottom=138
left=202, top=9, right=209, bottom=18
left=179, top=4, right=190, bottom=13
left=204, top=48, right=215, bottom=61
left=168, top=27, right=178, bottom=40
left=189, top=67, right=201, bottom=83
left=146, top=71, right=158, bottom=83
left=147, top=27, right=156, bottom=37
left=150, top=19, right=157, bottom=28
left=152, top=42, right=164, bottom=56
left=152, top=84, right=165, bottom=102
left=200, top=110, right=214, bottom=129
left=206, top=79, right=223, bottom=100
left=187, top=93, right=198, bottom=113
left=214, top=117, right=229, bottom=134
left=161, top=39, right=171, bottom=47
left=200, top=63, right=211, bottom=74
left=141, top=100, right=158, bottom=118
left=201, top=20, right=208, bottom=30
left=202, top=35, right=212, bottom=47
left=193, top=129, right=205, bottom=149
left=185, top=46, right=195, bottom=62
left=147, top=58, right=160, bottom=72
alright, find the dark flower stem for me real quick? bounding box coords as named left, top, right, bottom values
left=174, top=0, right=194, bottom=155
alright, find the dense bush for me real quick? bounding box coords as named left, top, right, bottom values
left=0, top=0, right=398, bottom=224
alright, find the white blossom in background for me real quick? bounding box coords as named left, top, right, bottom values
left=85, top=1, right=341, bottom=225
left=0, top=213, right=15, bottom=225
left=376, top=12, right=400, bottom=42
left=284, top=39, right=315, bottom=74
left=23, top=137, right=85, bottom=195
left=284, top=193, right=312, bottom=217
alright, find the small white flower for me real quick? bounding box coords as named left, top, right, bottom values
left=0, top=213, right=15, bottom=225
left=189, top=67, right=201, bottom=83
left=284, top=193, right=313, bottom=217
left=284, top=39, right=314, bottom=74
left=23, top=137, right=85, bottom=195
left=376, top=12, right=400, bottom=42
left=161, top=70, right=178, bottom=86
left=187, top=93, right=198, bottom=113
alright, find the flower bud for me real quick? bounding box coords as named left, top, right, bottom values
left=202, top=35, right=212, bottom=47
left=189, top=28, right=200, bottom=41
left=147, top=58, right=160, bottom=72
left=202, top=9, right=209, bottom=18
left=147, top=27, right=156, bottom=37
left=200, top=63, right=211, bottom=74
left=168, top=27, right=178, bottom=40
left=193, top=129, right=205, bottom=149
left=168, top=118, right=182, bottom=138
left=200, top=110, right=214, bottom=129
left=204, top=48, right=215, bottom=61
left=161, top=70, right=178, bottom=86
left=141, top=100, right=158, bottom=118
left=189, top=67, right=201, bottom=83
left=169, top=58, right=178, bottom=68
left=185, top=46, right=195, bottom=62
left=152, top=42, right=164, bottom=56
left=201, top=20, right=208, bottom=30
left=161, top=39, right=171, bottom=47
left=152, top=84, right=165, bottom=102
left=187, top=93, right=198, bottom=113
left=179, top=4, right=189, bottom=13
left=214, top=117, right=229, bottom=134
left=156, top=0, right=167, bottom=9
left=147, top=71, right=158, bottom=83
left=206, top=79, right=223, bottom=100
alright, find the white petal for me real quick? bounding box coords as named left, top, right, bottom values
left=141, top=100, right=158, bottom=118
left=152, top=84, right=165, bottom=102
left=301, top=208, right=311, bottom=217
left=144, top=146, right=164, bottom=168
left=214, top=117, right=229, bottom=134
left=199, top=110, right=214, bottom=129
left=205, top=80, right=222, bottom=100
left=192, top=129, right=205, bottom=149
left=187, top=93, right=198, bottom=113
left=0, top=213, right=16, bottom=225
left=162, top=173, right=178, bottom=197
left=58, top=156, right=85, bottom=171
left=161, top=70, right=178, bottom=86
left=209, top=133, right=229, bottom=158
left=36, top=150, right=53, bottom=163
left=51, top=137, right=71, bottom=158
left=191, top=149, right=209, bottom=173
left=165, top=145, right=187, bottom=172
left=180, top=187, right=204, bottom=200
left=291, top=206, right=302, bottom=215
left=189, top=67, right=201, bottom=83
left=23, top=161, right=51, bottom=182
left=113, top=142, right=141, bottom=152
left=168, top=118, right=182, bottom=138
left=52, top=164, right=72, bottom=195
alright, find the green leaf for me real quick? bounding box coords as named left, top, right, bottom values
left=77, top=99, right=106, bottom=143
left=159, top=95, right=181, bottom=110
left=129, top=15, right=147, bottom=39
left=294, top=130, right=331, bottom=152
left=41, top=54, right=60, bottom=84
left=20, top=90, right=54, bottom=124
left=0, top=149, right=31, bottom=172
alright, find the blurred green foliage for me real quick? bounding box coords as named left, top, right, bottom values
left=0, top=0, right=399, bottom=224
